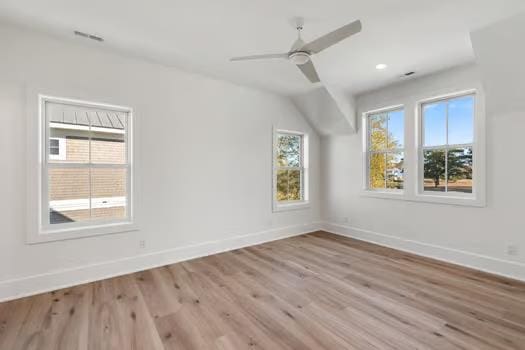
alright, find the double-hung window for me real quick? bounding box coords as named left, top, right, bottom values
left=273, top=130, right=309, bottom=211
left=36, top=95, right=134, bottom=241
left=363, top=89, right=484, bottom=206
left=365, top=108, right=405, bottom=191
left=420, top=93, right=475, bottom=195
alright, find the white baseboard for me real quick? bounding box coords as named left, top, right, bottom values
left=322, top=222, right=525, bottom=282
left=0, top=222, right=321, bottom=302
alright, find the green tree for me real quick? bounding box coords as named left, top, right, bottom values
left=276, top=135, right=301, bottom=201
left=424, top=148, right=472, bottom=188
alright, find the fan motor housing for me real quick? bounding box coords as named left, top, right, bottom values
left=289, top=51, right=311, bottom=65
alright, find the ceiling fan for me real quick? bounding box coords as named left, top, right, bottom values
left=230, top=18, right=362, bottom=83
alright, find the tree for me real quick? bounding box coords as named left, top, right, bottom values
left=276, top=135, right=301, bottom=200
left=423, top=148, right=472, bottom=188
left=423, top=150, right=446, bottom=188
left=369, top=115, right=403, bottom=189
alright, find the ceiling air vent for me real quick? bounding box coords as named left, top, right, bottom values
left=74, top=30, right=104, bottom=42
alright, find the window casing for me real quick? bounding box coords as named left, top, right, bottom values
left=34, top=95, right=135, bottom=242
left=365, top=107, right=405, bottom=192
left=418, top=92, right=476, bottom=198
left=273, top=130, right=309, bottom=211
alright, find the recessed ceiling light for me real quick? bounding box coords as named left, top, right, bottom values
left=375, top=64, right=387, bottom=70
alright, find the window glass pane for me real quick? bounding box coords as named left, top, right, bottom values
left=448, top=95, right=474, bottom=145
left=423, top=102, right=446, bottom=147
left=276, top=169, right=289, bottom=201
left=387, top=110, right=404, bottom=149
left=90, top=112, right=127, bottom=164
left=386, top=152, right=404, bottom=189
left=276, top=169, right=302, bottom=201
left=423, top=149, right=446, bottom=192
left=47, top=103, right=89, bottom=163
left=91, top=168, right=127, bottom=220
left=277, top=134, right=301, bottom=167
left=447, top=147, right=473, bottom=193
left=288, top=169, right=302, bottom=201
left=369, top=113, right=387, bottom=151
left=369, top=153, right=386, bottom=189
left=48, top=168, right=90, bottom=224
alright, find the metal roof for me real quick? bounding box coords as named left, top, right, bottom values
left=47, top=101, right=126, bottom=130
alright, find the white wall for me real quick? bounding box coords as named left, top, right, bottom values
left=0, top=23, right=320, bottom=301
left=471, top=12, right=525, bottom=116
left=321, top=63, right=525, bottom=281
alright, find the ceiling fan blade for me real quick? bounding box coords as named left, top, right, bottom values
left=230, top=53, right=288, bottom=61
left=297, top=60, right=320, bottom=83
left=302, top=20, right=362, bottom=54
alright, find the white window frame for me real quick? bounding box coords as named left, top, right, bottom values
left=28, top=95, right=136, bottom=244
left=48, top=137, right=66, bottom=161
left=272, top=129, right=310, bottom=212
left=415, top=90, right=485, bottom=206
left=363, top=105, right=405, bottom=196
left=360, top=89, right=485, bottom=207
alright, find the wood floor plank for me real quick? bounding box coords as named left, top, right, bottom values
left=1, top=231, right=525, bottom=349
left=87, top=275, right=164, bottom=350
left=135, top=267, right=183, bottom=319
left=0, top=296, right=33, bottom=350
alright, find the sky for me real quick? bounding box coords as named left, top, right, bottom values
left=387, top=109, right=404, bottom=148
left=423, top=95, right=474, bottom=146
left=384, top=95, right=474, bottom=149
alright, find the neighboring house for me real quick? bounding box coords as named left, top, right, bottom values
left=386, top=167, right=404, bottom=180
left=48, top=104, right=127, bottom=224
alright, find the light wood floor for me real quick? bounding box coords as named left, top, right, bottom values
left=1, top=232, right=525, bottom=350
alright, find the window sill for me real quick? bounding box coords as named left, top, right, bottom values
left=360, top=190, right=485, bottom=207
left=273, top=201, right=310, bottom=213
left=412, top=193, right=485, bottom=207
left=28, top=221, right=138, bottom=244
left=360, top=190, right=405, bottom=200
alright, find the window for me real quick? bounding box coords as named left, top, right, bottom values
left=37, top=95, right=134, bottom=240
left=362, top=89, right=484, bottom=206
left=420, top=93, right=475, bottom=195
left=49, top=139, right=59, bottom=154
left=273, top=130, right=309, bottom=211
left=49, top=137, right=66, bottom=160
left=365, top=108, right=405, bottom=191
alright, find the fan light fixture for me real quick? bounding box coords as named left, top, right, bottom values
left=289, top=52, right=310, bottom=65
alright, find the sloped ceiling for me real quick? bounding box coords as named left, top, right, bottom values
left=1, top=0, right=524, bottom=96
left=292, top=86, right=356, bottom=136
left=2, top=1, right=525, bottom=135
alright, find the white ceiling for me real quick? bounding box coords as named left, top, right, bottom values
left=1, top=0, right=524, bottom=96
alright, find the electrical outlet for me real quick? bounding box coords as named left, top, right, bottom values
left=506, top=244, right=519, bottom=256
left=139, top=240, right=146, bottom=249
